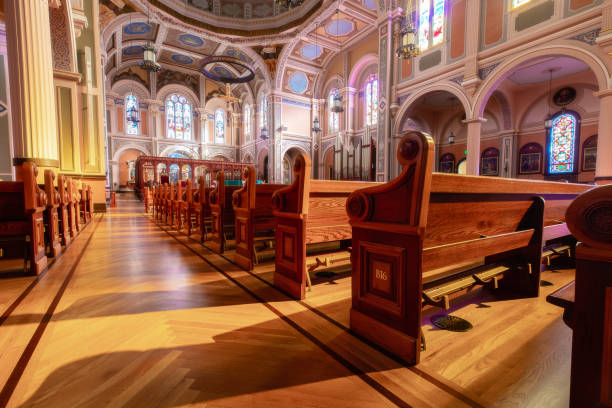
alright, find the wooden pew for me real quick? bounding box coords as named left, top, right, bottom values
left=43, top=170, right=62, bottom=258
left=144, top=187, right=151, bottom=213
left=345, top=131, right=592, bottom=365
left=271, top=155, right=379, bottom=299
left=208, top=172, right=241, bottom=253
left=164, top=183, right=174, bottom=225
left=232, top=166, right=286, bottom=271
left=170, top=181, right=184, bottom=229
left=193, top=179, right=213, bottom=243
left=66, top=178, right=79, bottom=237
left=0, top=163, right=48, bottom=275
left=86, top=185, right=94, bottom=219
left=56, top=174, right=71, bottom=247
left=548, top=185, right=612, bottom=408
left=79, top=183, right=90, bottom=225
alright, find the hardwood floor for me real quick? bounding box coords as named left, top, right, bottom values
left=0, top=194, right=573, bottom=407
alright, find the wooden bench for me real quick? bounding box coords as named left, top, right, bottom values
left=170, top=181, right=184, bottom=229
left=345, top=131, right=592, bottom=365
left=232, top=166, right=286, bottom=271
left=208, top=172, right=241, bottom=253
left=56, top=174, right=71, bottom=247
left=43, top=170, right=62, bottom=258
left=66, top=178, right=79, bottom=237
left=549, top=184, right=612, bottom=407
left=143, top=186, right=151, bottom=213
left=79, top=183, right=91, bottom=225
left=164, top=183, right=174, bottom=225
left=271, top=155, right=379, bottom=299
left=0, top=163, right=48, bottom=275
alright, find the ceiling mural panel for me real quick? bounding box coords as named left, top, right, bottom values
left=164, top=29, right=219, bottom=55
left=179, top=34, right=205, bottom=47
left=289, top=72, right=309, bottom=94
left=171, top=54, right=195, bottom=65
left=122, top=22, right=157, bottom=41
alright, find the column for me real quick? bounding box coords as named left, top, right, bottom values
left=6, top=0, right=59, bottom=173
left=269, top=92, right=282, bottom=182
left=344, top=87, right=357, bottom=134
left=375, top=15, right=392, bottom=182
left=197, top=108, right=208, bottom=159
left=461, top=0, right=482, bottom=94
left=110, top=160, right=119, bottom=191
left=464, top=117, right=485, bottom=175
left=499, top=130, right=515, bottom=178
left=595, top=89, right=612, bottom=184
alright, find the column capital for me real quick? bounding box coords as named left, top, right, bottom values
left=595, top=89, right=612, bottom=99
left=462, top=117, right=487, bottom=124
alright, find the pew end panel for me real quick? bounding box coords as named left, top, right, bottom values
left=272, top=155, right=310, bottom=299
left=233, top=167, right=256, bottom=271
left=564, top=185, right=612, bottom=408
left=56, top=174, right=71, bottom=247
left=43, top=170, right=62, bottom=258
left=347, top=132, right=434, bottom=365
left=233, top=167, right=285, bottom=271
left=0, top=163, right=48, bottom=275
left=209, top=173, right=240, bottom=253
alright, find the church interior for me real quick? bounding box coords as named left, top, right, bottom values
left=0, top=0, right=611, bottom=406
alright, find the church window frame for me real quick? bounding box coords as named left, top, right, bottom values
left=365, top=74, right=378, bottom=127
left=125, top=93, right=139, bottom=136
left=165, top=94, right=193, bottom=140
left=546, top=110, right=580, bottom=176
left=418, top=0, right=445, bottom=52
left=215, top=109, right=226, bottom=144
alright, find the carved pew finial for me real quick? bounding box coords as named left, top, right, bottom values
left=233, top=166, right=255, bottom=209
left=271, top=154, right=311, bottom=214
left=566, top=184, right=612, bottom=252
left=346, top=131, right=434, bottom=228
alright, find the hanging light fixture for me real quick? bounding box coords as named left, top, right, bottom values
left=330, top=8, right=344, bottom=113
left=312, top=116, right=321, bottom=133
left=396, top=1, right=420, bottom=59
left=448, top=130, right=455, bottom=144
left=544, top=68, right=554, bottom=130
left=139, top=3, right=162, bottom=72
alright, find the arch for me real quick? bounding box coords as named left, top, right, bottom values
left=111, top=79, right=151, bottom=101
left=348, top=53, right=378, bottom=88
left=159, top=144, right=200, bottom=159
left=394, top=83, right=472, bottom=134
left=281, top=144, right=310, bottom=160
left=320, top=74, right=345, bottom=100
left=157, top=84, right=200, bottom=108
left=321, top=144, right=335, bottom=180
left=242, top=153, right=254, bottom=163
left=112, top=144, right=151, bottom=162
left=474, top=44, right=610, bottom=117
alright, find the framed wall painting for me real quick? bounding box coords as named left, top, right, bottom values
left=439, top=153, right=455, bottom=173
left=518, top=143, right=543, bottom=175
left=480, top=147, right=500, bottom=176
left=582, top=135, right=597, bottom=172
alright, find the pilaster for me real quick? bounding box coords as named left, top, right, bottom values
left=463, top=117, right=486, bottom=175
left=595, top=89, right=612, bottom=184
left=6, top=0, right=59, bottom=171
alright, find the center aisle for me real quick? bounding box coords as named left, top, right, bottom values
left=7, top=194, right=452, bottom=408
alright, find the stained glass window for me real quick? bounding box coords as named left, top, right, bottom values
left=169, top=164, right=180, bottom=183
left=126, top=94, right=139, bottom=135
left=419, top=0, right=445, bottom=51
left=328, top=89, right=340, bottom=133
left=215, top=109, right=225, bottom=143
left=365, top=75, right=378, bottom=126
left=548, top=112, right=578, bottom=174
left=432, top=0, right=445, bottom=46
left=419, top=0, right=430, bottom=51
left=259, top=93, right=268, bottom=129
left=244, top=104, right=252, bottom=141
left=166, top=94, right=192, bottom=140
left=513, top=0, right=532, bottom=8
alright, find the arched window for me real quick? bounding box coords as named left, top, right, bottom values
left=125, top=94, right=139, bottom=135
left=328, top=89, right=340, bottom=133
left=548, top=111, right=579, bottom=174
left=365, top=75, right=378, bottom=126
left=165, top=94, right=192, bottom=140
left=418, top=0, right=445, bottom=51
left=244, top=104, right=252, bottom=141
left=215, top=109, right=225, bottom=143
left=259, top=93, right=268, bottom=129
left=512, top=0, right=532, bottom=8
